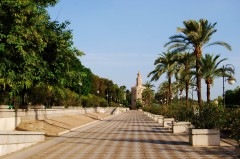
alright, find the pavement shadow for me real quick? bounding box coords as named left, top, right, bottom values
left=110, top=138, right=190, bottom=145
left=64, top=136, right=190, bottom=146
left=117, top=127, right=171, bottom=133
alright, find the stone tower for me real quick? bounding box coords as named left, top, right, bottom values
left=131, top=71, right=145, bottom=109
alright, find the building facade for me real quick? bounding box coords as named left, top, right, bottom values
left=131, top=72, right=145, bottom=109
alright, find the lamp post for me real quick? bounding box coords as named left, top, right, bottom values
left=97, top=90, right=99, bottom=96
left=179, top=93, right=183, bottom=106
left=106, top=93, right=109, bottom=104
left=78, top=82, right=82, bottom=96
left=222, top=64, right=236, bottom=107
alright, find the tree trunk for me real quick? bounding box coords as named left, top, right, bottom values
left=196, top=59, right=202, bottom=107
left=185, top=80, right=189, bottom=107
left=207, top=83, right=211, bottom=103
left=195, top=47, right=202, bottom=107
left=20, top=83, right=28, bottom=109
left=168, top=76, right=172, bottom=105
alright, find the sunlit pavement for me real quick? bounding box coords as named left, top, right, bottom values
left=3, top=110, right=237, bottom=159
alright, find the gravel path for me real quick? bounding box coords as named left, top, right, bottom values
left=3, top=110, right=237, bottom=159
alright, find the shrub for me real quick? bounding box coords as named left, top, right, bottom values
left=224, top=108, right=240, bottom=144
left=62, top=89, right=81, bottom=106
left=170, top=103, right=194, bottom=121
left=191, top=103, right=225, bottom=129
left=99, top=98, right=109, bottom=107
left=81, top=94, right=99, bottom=107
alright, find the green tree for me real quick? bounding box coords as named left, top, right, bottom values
left=200, top=54, right=226, bottom=103
left=148, top=52, right=178, bottom=104
left=225, top=87, right=240, bottom=106
left=142, top=81, right=155, bottom=106
left=156, top=81, right=169, bottom=104
left=0, top=0, right=88, bottom=107
left=176, top=52, right=195, bottom=106
left=0, top=0, right=58, bottom=106
left=165, top=19, right=231, bottom=107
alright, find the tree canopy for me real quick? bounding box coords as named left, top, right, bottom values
left=0, top=0, right=125, bottom=108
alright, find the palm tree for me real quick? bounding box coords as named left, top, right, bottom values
left=142, top=81, right=155, bottom=106
left=165, top=19, right=231, bottom=107
left=200, top=54, right=227, bottom=103
left=157, top=81, right=169, bottom=104
left=176, top=52, right=195, bottom=106
left=148, top=52, right=178, bottom=104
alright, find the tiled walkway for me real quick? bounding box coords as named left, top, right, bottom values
left=3, top=110, right=238, bottom=159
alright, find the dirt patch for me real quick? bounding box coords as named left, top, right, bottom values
left=16, top=113, right=111, bottom=136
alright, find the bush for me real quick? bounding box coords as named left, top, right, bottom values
left=121, top=100, right=129, bottom=107
left=169, top=103, right=194, bottom=121
left=223, top=108, right=240, bottom=143
left=191, top=103, right=225, bottom=129
left=81, top=94, right=99, bottom=107
left=99, top=98, right=109, bottom=107
left=62, top=89, right=81, bottom=106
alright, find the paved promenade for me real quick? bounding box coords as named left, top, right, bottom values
left=3, top=110, right=237, bottom=159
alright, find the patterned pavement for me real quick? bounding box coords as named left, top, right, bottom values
left=3, top=110, right=238, bottom=159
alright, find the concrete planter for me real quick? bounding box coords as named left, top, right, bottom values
left=157, top=116, right=164, bottom=126
left=153, top=115, right=162, bottom=122
left=189, top=129, right=220, bottom=146
left=147, top=113, right=151, bottom=117
left=153, top=115, right=158, bottom=122
left=163, top=118, right=174, bottom=128
left=172, top=121, right=191, bottom=133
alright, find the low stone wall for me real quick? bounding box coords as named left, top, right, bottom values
left=0, top=117, right=21, bottom=131
left=0, top=131, right=45, bottom=156
left=111, top=107, right=129, bottom=115
left=0, top=107, right=117, bottom=131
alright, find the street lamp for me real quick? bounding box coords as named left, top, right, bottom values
left=78, top=82, right=82, bottom=96
left=106, top=93, right=109, bottom=103
left=97, top=90, right=99, bottom=96
left=222, top=64, right=236, bottom=107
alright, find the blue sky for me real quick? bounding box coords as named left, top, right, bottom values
left=47, top=0, right=240, bottom=100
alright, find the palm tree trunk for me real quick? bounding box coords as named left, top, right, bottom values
left=207, top=83, right=211, bottom=103
left=196, top=59, right=202, bottom=107
left=168, top=77, right=172, bottom=105
left=195, top=47, right=203, bottom=107
left=185, top=80, right=189, bottom=107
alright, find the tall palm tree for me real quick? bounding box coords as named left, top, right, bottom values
left=148, top=52, right=178, bottom=104
left=176, top=52, right=195, bottom=106
left=200, top=54, right=227, bottom=103
left=142, top=81, right=155, bottom=106
left=165, top=19, right=231, bottom=107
